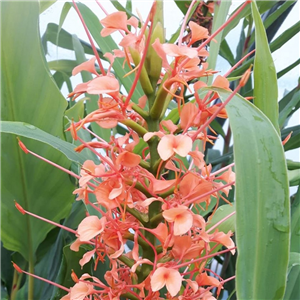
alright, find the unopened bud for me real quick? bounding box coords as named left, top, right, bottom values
left=145, top=22, right=164, bottom=82
left=129, top=47, right=154, bottom=95
left=17, top=138, right=29, bottom=154
left=71, top=270, right=79, bottom=283
left=14, top=201, right=26, bottom=215
left=240, top=66, right=252, bottom=87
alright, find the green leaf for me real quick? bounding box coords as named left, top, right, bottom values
left=41, top=23, right=103, bottom=58
left=0, top=121, right=86, bottom=164
left=288, top=169, right=300, bottom=186
left=252, top=1, right=279, bottom=133
left=205, top=0, right=231, bottom=85
left=48, top=59, right=78, bottom=75
left=278, top=59, right=300, bottom=79
left=39, top=0, right=57, bottom=13
left=206, top=203, right=236, bottom=233
left=204, top=88, right=290, bottom=300
left=290, top=187, right=300, bottom=252
left=279, top=91, right=300, bottom=129
left=230, top=21, right=300, bottom=78
left=284, top=252, right=300, bottom=300
left=283, top=125, right=300, bottom=151
left=219, top=39, right=235, bottom=67
left=1, top=0, right=74, bottom=264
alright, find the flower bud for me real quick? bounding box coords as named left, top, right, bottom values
left=145, top=22, right=164, bottom=83
left=129, top=46, right=154, bottom=95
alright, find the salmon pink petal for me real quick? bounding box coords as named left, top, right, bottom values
left=131, top=259, right=153, bottom=273
left=100, top=11, right=128, bottom=35
left=173, top=135, right=193, bottom=158
left=116, top=151, right=141, bottom=167
left=70, top=238, right=84, bottom=252
left=79, top=249, right=96, bottom=267
left=162, top=43, right=198, bottom=58
left=180, top=102, right=199, bottom=130
left=87, top=76, right=119, bottom=96
left=78, top=216, right=106, bottom=242
left=127, top=16, right=138, bottom=29
left=108, top=183, right=123, bottom=199
left=143, top=131, right=164, bottom=142
left=72, top=57, right=98, bottom=76
left=163, top=206, right=193, bottom=235
left=70, top=281, right=94, bottom=300
left=151, top=267, right=182, bottom=297
left=152, top=38, right=170, bottom=69
left=152, top=178, right=176, bottom=194
left=157, top=135, right=175, bottom=161
left=189, top=21, right=209, bottom=45
left=212, top=75, right=230, bottom=90
left=161, top=120, right=178, bottom=134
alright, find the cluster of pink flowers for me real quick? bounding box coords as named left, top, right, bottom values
left=13, top=1, right=254, bottom=299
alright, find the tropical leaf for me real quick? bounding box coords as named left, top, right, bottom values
left=202, top=88, right=290, bottom=300
left=1, top=0, right=74, bottom=270
left=0, top=121, right=86, bottom=165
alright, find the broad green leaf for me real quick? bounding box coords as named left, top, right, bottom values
left=204, top=88, right=290, bottom=300
left=75, top=2, right=144, bottom=103
left=284, top=252, right=300, bottom=300
left=0, top=121, right=86, bottom=164
left=252, top=1, right=279, bottom=133
left=1, top=1, right=74, bottom=263
left=50, top=245, right=93, bottom=299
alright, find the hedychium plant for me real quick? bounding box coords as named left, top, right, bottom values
left=1, top=0, right=299, bottom=300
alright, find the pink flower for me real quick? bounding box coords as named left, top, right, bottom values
left=158, top=134, right=193, bottom=161
left=87, top=76, right=119, bottom=97
left=77, top=216, right=106, bottom=242
left=151, top=267, right=182, bottom=297
left=163, top=205, right=193, bottom=235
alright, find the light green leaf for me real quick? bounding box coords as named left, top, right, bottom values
left=284, top=252, right=300, bottom=300
left=205, top=0, right=231, bottom=85
left=0, top=121, right=86, bottom=164
left=202, top=87, right=290, bottom=300
left=1, top=1, right=74, bottom=264
left=288, top=169, right=300, bottom=186
left=252, top=1, right=279, bottom=133
left=206, top=203, right=236, bottom=233
left=39, top=0, right=56, bottom=13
